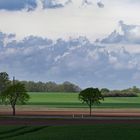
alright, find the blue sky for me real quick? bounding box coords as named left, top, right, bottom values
left=0, top=0, right=140, bottom=89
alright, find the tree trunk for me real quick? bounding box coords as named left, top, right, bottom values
left=90, top=105, right=92, bottom=116
left=12, top=105, right=16, bottom=116
left=89, top=102, right=92, bottom=116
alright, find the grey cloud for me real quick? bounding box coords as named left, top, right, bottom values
left=0, top=0, right=72, bottom=11
left=0, top=0, right=105, bottom=11
left=1, top=32, right=140, bottom=89
left=0, top=0, right=37, bottom=11
left=43, top=0, right=63, bottom=9
left=82, top=0, right=104, bottom=8
left=43, top=0, right=72, bottom=9
left=97, top=1, right=104, bottom=8
left=82, top=0, right=93, bottom=6
left=101, top=21, right=140, bottom=44
left=0, top=32, right=15, bottom=47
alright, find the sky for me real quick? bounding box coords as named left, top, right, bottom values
left=1, top=0, right=140, bottom=40
left=1, top=0, right=140, bottom=89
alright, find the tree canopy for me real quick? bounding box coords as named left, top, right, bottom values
left=79, top=87, right=104, bottom=116
left=1, top=82, right=30, bottom=116
left=0, top=72, right=10, bottom=93
left=21, top=81, right=81, bottom=92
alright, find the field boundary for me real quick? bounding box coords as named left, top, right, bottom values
left=2, top=109, right=140, bottom=117
left=1, top=117, right=140, bottom=125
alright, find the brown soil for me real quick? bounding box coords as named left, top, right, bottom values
left=1, top=110, right=140, bottom=125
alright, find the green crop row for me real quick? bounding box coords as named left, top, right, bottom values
left=1, top=124, right=140, bottom=140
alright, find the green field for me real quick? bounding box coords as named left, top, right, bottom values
left=0, top=124, right=140, bottom=140
left=28, top=92, right=140, bottom=108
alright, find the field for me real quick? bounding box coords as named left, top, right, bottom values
left=28, top=92, right=140, bottom=108
left=1, top=124, right=140, bottom=140
left=1, top=92, right=140, bottom=116
left=1, top=92, right=140, bottom=140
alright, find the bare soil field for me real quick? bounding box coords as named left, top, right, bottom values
left=2, top=109, right=140, bottom=117
left=2, top=107, right=140, bottom=125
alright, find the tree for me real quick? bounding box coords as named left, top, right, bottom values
left=0, top=72, right=10, bottom=93
left=61, top=81, right=81, bottom=92
left=79, top=87, right=104, bottom=116
left=101, top=88, right=110, bottom=93
left=1, top=82, right=30, bottom=116
left=132, top=86, right=140, bottom=93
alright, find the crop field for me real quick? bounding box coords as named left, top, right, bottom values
left=1, top=92, right=140, bottom=116
left=28, top=92, right=140, bottom=108
left=1, top=93, right=140, bottom=140
left=0, top=124, right=140, bottom=140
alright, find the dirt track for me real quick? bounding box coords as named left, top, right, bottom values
left=1, top=110, right=140, bottom=125
left=2, top=110, right=140, bottom=117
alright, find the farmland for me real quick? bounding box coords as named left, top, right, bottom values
left=1, top=92, right=140, bottom=116
left=1, top=92, right=140, bottom=140
left=27, top=92, right=140, bottom=108
left=1, top=124, right=140, bottom=140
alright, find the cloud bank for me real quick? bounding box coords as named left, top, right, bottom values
left=0, top=1, right=140, bottom=89
left=1, top=21, right=140, bottom=89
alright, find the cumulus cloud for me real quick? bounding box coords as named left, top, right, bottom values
left=0, top=32, right=15, bottom=47
left=101, top=21, right=140, bottom=44
left=1, top=1, right=140, bottom=89
left=1, top=0, right=139, bottom=40
left=1, top=31, right=140, bottom=89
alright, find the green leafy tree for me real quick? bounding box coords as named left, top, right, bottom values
left=79, top=87, right=104, bottom=116
left=132, top=86, right=140, bottom=93
left=1, top=82, right=30, bottom=116
left=0, top=72, right=10, bottom=93
left=101, top=88, right=110, bottom=93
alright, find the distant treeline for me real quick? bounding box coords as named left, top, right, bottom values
left=101, top=86, right=139, bottom=97
left=20, top=80, right=140, bottom=96
left=1, top=72, right=140, bottom=96
left=20, top=81, right=81, bottom=92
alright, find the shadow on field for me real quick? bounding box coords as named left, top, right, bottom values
left=0, top=126, right=47, bottom=140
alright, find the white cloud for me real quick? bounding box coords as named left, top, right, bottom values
left=1, top=0, right=140, bottom=89
left=1, top=33, right=140, bottom=89
left=0, top=0, right=140, bottom=40
left=101, top=21, right=140, bottom=45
